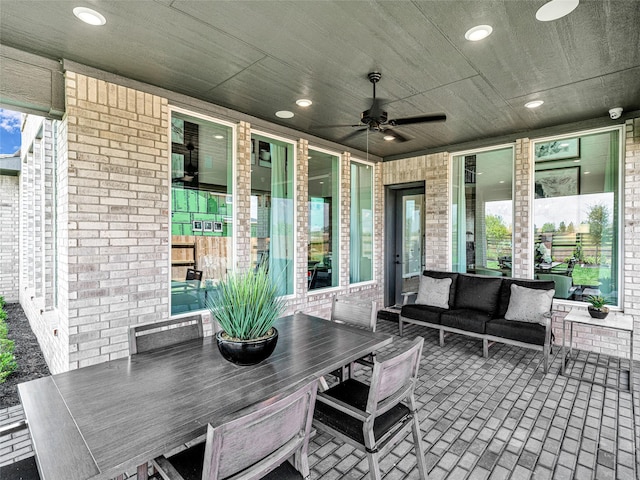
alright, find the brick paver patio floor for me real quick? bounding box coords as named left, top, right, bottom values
left=2, top=317, right=638, bottom=479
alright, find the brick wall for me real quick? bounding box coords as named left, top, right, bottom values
left=0, top=174, right=19, bottom=302
left=62, top=72, right=170, bottom=370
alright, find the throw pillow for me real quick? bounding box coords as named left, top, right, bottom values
left=416, top=275, right=452, bottom=309
left=504, top=284, right=554, bottom=324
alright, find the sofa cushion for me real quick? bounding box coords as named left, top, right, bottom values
left=496, top=278, right=555, bottom=319
left=454, top=274, right=503, bottom=316
left=422, top=270, right=458, bottom=308
left=485, top=318, right=546, bottom=346
left=441, top=309, right=491, bottom=334
left=401, top=304, right=444, bottom=325
left=504, top=284, right=554, bottom=324
left=416, top=275, right=452, bottom=309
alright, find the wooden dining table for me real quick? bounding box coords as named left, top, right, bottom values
left=18, top=313, right=392, bottom=480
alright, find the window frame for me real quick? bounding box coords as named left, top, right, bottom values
left=349, top=157, right=376, bottom=286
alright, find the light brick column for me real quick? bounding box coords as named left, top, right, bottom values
left=623, top=118, right=640, bottom=360
left=295, top=139, right=310, bottom=305
left=512, top=138, right=532, bottom=279
left=340, top=152, right=352, bottom=288
left=424, top=153, right=450, bottom=271
left=0, top=175, right=19, bottom=302
left=64, top=72, right=169, bottom=369
left=235, top=121, right=252, bottom=272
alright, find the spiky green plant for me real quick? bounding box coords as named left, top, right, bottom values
left=206, top=266, right=285, bottom=341
left=587, top=295, right=609, bottom=309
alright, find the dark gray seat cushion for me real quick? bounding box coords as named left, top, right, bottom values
left=496, top=278, right=555, bottom=319
left=441, top=309, right=492, bottom=334
left=401, top=303, right=445, bottom=324
left=314, top=378, right=410, bottom=445
left=486, top=318, right=546, bottom=346
left=165, top=441, right=304, bottom=480
left=454, top=275, right=503, bottom=316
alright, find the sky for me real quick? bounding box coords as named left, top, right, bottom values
left=0, top=108, right=22, bottom=155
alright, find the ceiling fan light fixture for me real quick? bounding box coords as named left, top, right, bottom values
left=383, top=135, right=395, bottom=141
left=275, top=110, right=294, bottom=118
left=535, top=0, right=579, bottom=21
left=525, top=100, right=544, bottom=109
left=296, top=99, right=312, bottom=107
left=465, top=25, right=493, bottom=41
left=73, top=7, right=106, bottom=25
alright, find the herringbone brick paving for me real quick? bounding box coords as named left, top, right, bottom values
left=2, top=317, right=638, bottom=479
left=309, top=318, right=639, bottom=480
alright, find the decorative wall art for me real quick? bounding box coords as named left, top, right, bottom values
left=535, top=167, right=580, bottom=198
left=213, top=221, right=223, bottom=232
left=192, top=220, right=203, bottom=232
left=534, top=138, right=580, bottom=161
left=203, top=221, right=213, bottom=232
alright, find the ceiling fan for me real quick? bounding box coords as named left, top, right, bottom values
left=318, top=72, right=446, bottom=143
left=173, top=142, right=198, bottom=183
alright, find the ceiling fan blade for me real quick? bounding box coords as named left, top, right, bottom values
left=339, top=128, right=368, bottom=143
left=388, top=113, right=447, bottom=126
left=311, top=123, right=364, bottom=129
left=380, top=128, right=409, bottom=142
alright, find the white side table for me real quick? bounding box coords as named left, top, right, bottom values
left=562, top=308, right=634, bottom=394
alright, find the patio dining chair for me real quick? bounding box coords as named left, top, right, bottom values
left=330, top=295, right=378, bottom=381
left=312, top=337, right=428, bottom=480
left=152, top=379, right=319, bottom=480
left=128, top=315, right=204, bottom=355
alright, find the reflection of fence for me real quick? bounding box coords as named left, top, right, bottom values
left=534, top=232, right=612, bottom=262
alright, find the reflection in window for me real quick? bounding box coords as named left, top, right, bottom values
left=350, top=161, right=374, bottom=283
left=170, top=111, right=233, bottom=315
left=308, top=150, right=339, bottom=290
left=250, top=134, right=294, bottom=295
left=533, top=129, right=620, bottom=305
left=452, top=147, right=514, bottom=277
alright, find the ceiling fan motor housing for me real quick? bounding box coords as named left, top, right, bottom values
left=361, top=109, right=388, bottom=127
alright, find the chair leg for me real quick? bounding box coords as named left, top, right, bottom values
left=439, top=329, right=444, bottom=347
left=483, top=338, right=489, bottom=358
left=399, top=318, right=404, bottom=336
left=365, top=450, right=383, bottom=480
left=137, top=463, right=149, bottom=480
left=411, top=415, right=429, bottom=479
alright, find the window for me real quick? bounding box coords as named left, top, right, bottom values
left=308, top=149, right=339, bottom=290
left=452, top=146, right=514, bottom=276
left=533, top=129, right=620, bottom=304
left=170, top=111, right=234, bottom=315
left=350, top=161, right=374, bottom=283
left=250, top=133, right=295, bottom=295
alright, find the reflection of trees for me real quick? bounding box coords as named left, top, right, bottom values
left=486, top=214, right=511, bottom=260
left=587, top=204, right=610, bottom=261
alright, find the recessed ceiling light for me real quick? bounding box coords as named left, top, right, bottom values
left=214, top=135, right=224, bottom=139
left=573, top=159, right=580, bottom=163
left=296, top=99, right=312, bottom=107
left=536, top=0, right=579, bottom=22
left=465, top=25, right=493, bottom=41
left=275, top=110, right=294, bottom=118
left=477, top=172, right=484, bottom=175
left=499, top=180, right=505, bottom=184
left=383, top=135, right=395, bottom=141
left=73, top=6, right=106, bottom=25
left=584, top=171, right=591, bottom=175
left=559, top=142, right=569, bottom=147
left=525, top=100, right=544, bottom=109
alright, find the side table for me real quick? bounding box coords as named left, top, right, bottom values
left=562, top=308, right=634, bottom=394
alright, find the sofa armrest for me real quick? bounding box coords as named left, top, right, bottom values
left=401, top=291, right=417, bottom=305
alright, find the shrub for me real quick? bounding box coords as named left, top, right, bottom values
left=0, top=296, right=17, bottom=383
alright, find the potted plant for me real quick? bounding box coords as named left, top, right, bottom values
left=206, top=266, right=285, bottom=365
left=586, top=294, right=609, bottom=319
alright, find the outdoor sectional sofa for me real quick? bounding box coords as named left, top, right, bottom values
left=399, top=270, right=556, bottom=372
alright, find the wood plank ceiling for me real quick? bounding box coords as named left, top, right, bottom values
left=0, top=0, right=638, bottom=159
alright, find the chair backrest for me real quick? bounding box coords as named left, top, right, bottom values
left=366, top=337, right=424, bottom=415
left=331, top=295, right=377, bottom=332
left=202, top=379, right=318, bottom=480
left=128, top=315, right=204, bottom=355
left=186, top=268, right=203, bottom=282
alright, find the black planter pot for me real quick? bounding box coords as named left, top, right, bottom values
left=588, top=306, right=609, bottom=319
left=216, top=328, right=278, bottom=366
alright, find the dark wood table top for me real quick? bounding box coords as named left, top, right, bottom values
left=18, top=313, right=392, bottom=480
